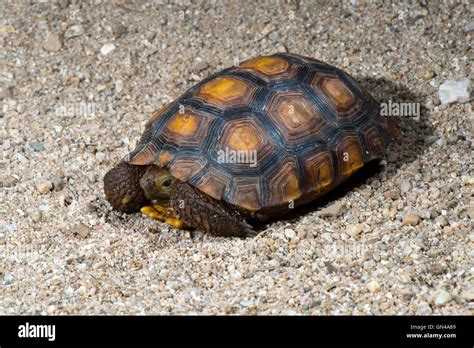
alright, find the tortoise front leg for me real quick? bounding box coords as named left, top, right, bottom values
left=170, top=180, right=257, bottom=238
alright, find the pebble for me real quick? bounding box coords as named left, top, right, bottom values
left=64, top=25, right=84, bottom=39
left=72, top=223, right=91, bottom=238
left=115, top=79, right=124, bottom=93
left=3, top=272, right=13, bottom=285
left=268, top=32, right=280, bottom=41
left=435, top=137, right=447, bottom=148
left=35, top=179, right=53, bottom=194
left=367, top=280, right=381, bottom=293
left=433, top=290, right=452, bottom=306
left=17, top=154, right=28, bottom=164
left=50, top=176, right=64, bottom=191
left=43, top=33, right=62, bottom=52
left=464, top=21, right=474, bottom=32
left=0, top=24, right=15, bottom=34
left=347, top=224, right=364, bottom=238
left=239, top=299, right=254, bottom=307
left=438, top=79, right=471, bottom=105
left=29, top=141, right=45, bottom=152
left=383, top=190, right=399, bottom=200
left=400, top=180, right=411, bottom=193
left=113, top=23, right=127, bottom=38
left=402, top=212, right=420, bottom=226
left=435, top=215, right=448, bottom=227
left=1, top=175, right=16, bottom=188
left=422, top=70, right=434, bottom=80
left=28, top=208, right=42, bottom=223
left=100, top=43, right=116, bottom=55
left=194, top=61, right=209, bottom=72
left=284, top=228, right=296, bottom=240
left=415, top=301, right=432, bottom=315
left=320, top=201, right=343, bottom=217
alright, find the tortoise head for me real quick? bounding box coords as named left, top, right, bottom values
left=103, top=162, right=176, bottom=213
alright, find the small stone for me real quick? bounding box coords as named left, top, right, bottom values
left=72, top=223, right=90, bottom=238
left=367, top=280, right=381, bottom=293
left=50, top=175, right=65, bottom=191
left=64, top=25, right=84, bottom=39
left=433, top=290, right=452, bottom=306
left=239, top=299, right=254, bottom=307
left=400, top=180, right=411, bottom=193
left=29, top=208, right=42, bottom=223
left=416, top=301, right=432, bottom=315
left=422, top=70, right=434, bottom=80
left=95, top=152, right=106, bottom=163
left=100, top=43, right=116, bottom=55
left=1, top=175, right=16, bottom=188
left=347, top=224, right=364, bottom=238
left=268, top=32, right=280, bottom=41
left=464, top=21, right=474, bottom=32
left=35, top=179, right=53, bottom=194
left=320, top=201, right=343, bottom=217
left=194, top=61, right=209, bottom=72
left=115, top=79, right=124, bottom=93
left=461, top=287, right=474, bottom=301
left=284, top=228, right=296, bottom=240
left=383, top=190, right=399, bottom=200
left=1, top=223, right=17, bottom=233
left=0, top=24, right=15, bottom=35
left=324, top=261, right=337, bottom=273
left=438, top=79, right=471, bottom=105
left=435, top=215, right=448, bottom=227
left=17, top=154, right=28, bottom=164
left=112, top=23, right=127, bottom=38
left=435, top=137, right=447, bottom=148
left=29, top=141, right=45, bottom=152
left=276, top=43, right=287, bottom=52
left=58, top=0, right=69, bottom=8
left=3, top=272, right=13, bottom=285
left=192, top=254, right=201, bottom=262
left=43, top=33, right=63, bottom=52
left=402, top=212, right=420, bottom=226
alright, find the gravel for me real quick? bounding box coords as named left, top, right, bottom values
left=0, top=1, right=472, bottom=315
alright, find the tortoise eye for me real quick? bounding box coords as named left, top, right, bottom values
left=162, top=179, right=173, bottom=189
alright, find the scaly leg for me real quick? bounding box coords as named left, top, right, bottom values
left=170, top=180, right=257, bottom=237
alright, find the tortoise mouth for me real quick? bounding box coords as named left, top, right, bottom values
left=103, top=162, right=149, bottom=213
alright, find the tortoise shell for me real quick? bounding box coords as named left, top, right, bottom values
left=127, top=53, right=400, bottom=214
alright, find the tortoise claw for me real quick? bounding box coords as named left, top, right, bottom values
left=241, top=222, right=258, bottom=238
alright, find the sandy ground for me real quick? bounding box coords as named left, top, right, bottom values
left=0, top=0, right=472, bottom=315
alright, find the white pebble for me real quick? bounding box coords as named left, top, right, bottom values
left=284, top=228, right=296, bottom=239
left=433, top=290, right=452, bottom=306
left=438, top=79, right=471, bottom=105
left=100, top=43, right=116, bottom=55
left=367, top=280, right=381, bottom=293
left=35, top=179, right=53, bottom=194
